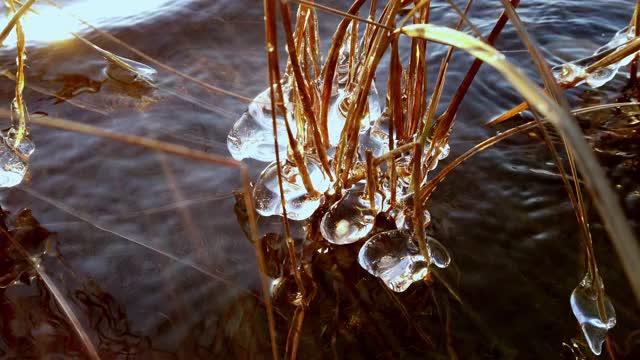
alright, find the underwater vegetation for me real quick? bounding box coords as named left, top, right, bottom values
left=0, top=0, right=639, bottom=358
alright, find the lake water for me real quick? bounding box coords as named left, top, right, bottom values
left=0, top=0, right=638, bottom=358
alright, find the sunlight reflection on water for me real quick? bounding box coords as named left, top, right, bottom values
left=2, top=0, right=187, bottom=45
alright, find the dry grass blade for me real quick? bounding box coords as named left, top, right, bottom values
left=0, top=0, right=35, bottom=46
left=430, top=0, right=519, bottom=149
left=319, top=0, right=366, bottom=145
left=401, top=23, right=640, bottom=304
left=292, top=0, right=394, bottom=31
left=491, top=37, right=640, bottom=126
left=495, top=1, right=608, bottom=316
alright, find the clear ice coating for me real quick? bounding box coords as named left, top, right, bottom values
left=570, top=273, right=616, bottom=355
left=553, top=26, right=637, bottom=88
left=105, top=54, right=158, bottom=85
left=3, top=128, right=35, bottom=159
left=358, top=230, right=451, bottom=292
left=253, top=156, right=331, bottom=220
left=320, top=182, right=383, bottom=245
left=227, top=86, right=296, bottom=162
left=326, top=83, right=381, bottom=146
left=0, top=135, right=28, bottom=188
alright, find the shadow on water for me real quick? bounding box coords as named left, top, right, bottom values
left=0, top=0, right=638, bottom=358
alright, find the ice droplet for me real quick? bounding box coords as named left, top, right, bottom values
left=358, top=230, right=451, bottom=292
left=320, top=182, right=383, bottom=245
left=570, top=274, right=616, bottom=355
left=253, top=156, right=330, bottom=220
left=227, top=87, right=296, bottom=162
left=0, top=137, right=27, bottom=188
left=105, top=54, right=157, bottom=85
left=552, top=63, right=586, bottom=85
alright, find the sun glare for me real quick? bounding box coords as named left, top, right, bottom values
left=2, top=0, right=177, bottom=45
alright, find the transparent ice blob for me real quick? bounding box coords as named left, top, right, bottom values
left=320, top=182, right=383, bottom=245
left=253, top=155, right=330, bottom=220
left=358, top=230, right=451, bottom=292
left=227, top=86, right=296, bottom=162
left=570, top=273, right=616, bottom=356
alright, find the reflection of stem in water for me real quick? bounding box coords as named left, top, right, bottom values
left=0, top=227, right=100, bottom=359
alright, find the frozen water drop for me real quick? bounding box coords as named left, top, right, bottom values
left=0, top=139, right=27, bottom=188
left=427, top=236, right=451, bottom=268
left=437, top=142, right=450, bottom=161
left=105, top=54, right=157, bottom=85
left=358, top=230, right=451, bottom=292
left=253, top=156, right=330, bottom=220
left=320, top=182, right=383, bottom=245
left=570, top=274, right=616, bottom=355
left=227, top=87, right=296, bottom=162
left=358, top=230, right=428, bottom=292
left=552, top=63, right=585, bottom=85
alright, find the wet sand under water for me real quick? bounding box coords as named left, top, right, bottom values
left=0, top=0, right=638, bottom=358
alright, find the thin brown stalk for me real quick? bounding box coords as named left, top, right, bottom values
left=432, top=0, right=520, bottom=143
left=335, top=1, right=400, bottom=190
left=318, top=0, right=367, bottom=146
left=7, top=0, right=29, bottom=146
left=285, top=306, right=306, bottom=360
left=292, top=0, right=394, bottom=32
left=443, top=0, right=484, bottom=42
left=365, top=150, right=378, bottom=213
left=389, top=35, right=404, bottom=141
left=497, top=0, right=608, bottom=315
left=279, top=1, right=333, bottom=179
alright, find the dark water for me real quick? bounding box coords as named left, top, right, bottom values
left=0, top=0, right=638, bottom=358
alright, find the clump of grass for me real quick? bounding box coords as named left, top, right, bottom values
left=1, top=0, right=639, bottom=358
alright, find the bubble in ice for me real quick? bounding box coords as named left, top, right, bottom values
left=253, top=156, right=330, bottom=220
left=570, top=273, right=616, bottom=356
left=320, top=182, right=383, bottom=245
left=0, top=137, right=28, bottom=188
left=105, top=54, right=157, bottom=85
left=227, top=87, right=296, bottom=162
left=358, top=230, right=451, bottom=292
